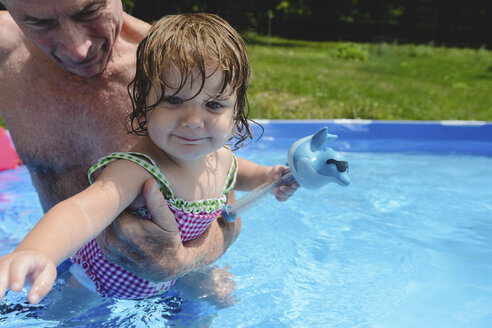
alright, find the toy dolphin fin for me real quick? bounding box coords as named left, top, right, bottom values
left=310, top=127, right=338, bottom=152
left=222, top=127, right=350, bottom=222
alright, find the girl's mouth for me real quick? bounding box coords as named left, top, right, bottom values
left=175, top=135, right=205, bottom=142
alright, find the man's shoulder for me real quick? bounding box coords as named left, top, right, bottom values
left=121, top=12, right=151, bottom=43
left=0, top=11, right=25, bottom=62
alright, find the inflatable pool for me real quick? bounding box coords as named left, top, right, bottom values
left=1, top=120, right=491, bottom=327
left=0, top=127, right=22, bottom=171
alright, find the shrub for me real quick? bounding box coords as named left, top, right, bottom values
left=334, top=43, right=368, bottom=62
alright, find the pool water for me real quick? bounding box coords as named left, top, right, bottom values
left=1, top=134, right=492, bottom=327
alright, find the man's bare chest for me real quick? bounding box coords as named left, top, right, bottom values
left=5, top=77, right=135, bottom=170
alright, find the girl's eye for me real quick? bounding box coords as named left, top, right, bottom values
left=205, top=101, right=223, bottom=110
left=165, top=96, right=182, bottom=105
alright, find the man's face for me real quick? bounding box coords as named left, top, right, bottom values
left=5, top=0, right=123, bottom=77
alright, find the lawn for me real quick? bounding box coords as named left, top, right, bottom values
left=1, top=35, right=491, bottom=129
left=245, top=33, right=492, bottom=121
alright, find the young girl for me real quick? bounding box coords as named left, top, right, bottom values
left=0, top=13, right=298, bottom=304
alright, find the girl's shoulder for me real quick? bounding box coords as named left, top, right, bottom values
left=216, top=146, right=234, bottom=162
left=90, top=151, right=159, bottom=182
left=216, top=147, right=238, bottom=194
left=213, top=147, right=237, bottom=176
left=91, top=151, right=173, bottom=198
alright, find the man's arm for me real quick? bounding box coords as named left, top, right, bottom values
left=0, top=11, right=24, bottom=123
left=0, top=11, right=20, bottom=68
left=97, top=179, right=241, bottom=282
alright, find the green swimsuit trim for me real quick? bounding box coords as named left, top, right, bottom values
left=87, top=151, right=238, bottom=214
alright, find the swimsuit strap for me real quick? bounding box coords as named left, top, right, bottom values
left=222, top=154, right=238, bottom=194
left=88, top=151, right=238, bottom=213
left=87, top=152, right=174, bottom=200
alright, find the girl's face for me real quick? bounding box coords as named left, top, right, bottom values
left=146, top=65, right=236, bottom=164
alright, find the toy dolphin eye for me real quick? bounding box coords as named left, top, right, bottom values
left=326, top=159, right=348, bottom=172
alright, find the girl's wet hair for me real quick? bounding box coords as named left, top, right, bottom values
left=127, top=13, right=260, bottom=149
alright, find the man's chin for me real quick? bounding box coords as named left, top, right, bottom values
left=57, top=57, right=108, bottom=78
left=65, top=64, right=106, bottom=78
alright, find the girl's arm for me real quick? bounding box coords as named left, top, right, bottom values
left=234, top=157, right=299, bottom=202
left=234, top=157, right=273, bottom=191
left=0, top=159, right=151, bottom=304
left=16, top=159, right=149, bottom=262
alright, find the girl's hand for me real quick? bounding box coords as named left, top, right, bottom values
left=0, top=251, right=57, bottom=304
left=270, top=165, right=300, bottom=202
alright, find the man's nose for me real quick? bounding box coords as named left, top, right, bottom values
left=55, top=22, right=92, bottom=62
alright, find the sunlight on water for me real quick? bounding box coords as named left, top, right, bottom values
left=1, top=149, right=492, bottom=327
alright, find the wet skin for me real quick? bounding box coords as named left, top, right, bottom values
left=0, top=1, right=241, bottom=282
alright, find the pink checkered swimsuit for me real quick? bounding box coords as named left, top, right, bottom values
left=71, top=152, right=238, bottom=299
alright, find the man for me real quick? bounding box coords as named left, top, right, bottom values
left=0, top=0, right=241, bottom=286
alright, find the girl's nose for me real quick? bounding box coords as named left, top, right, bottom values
left=180, top=108, right=204, bottom=129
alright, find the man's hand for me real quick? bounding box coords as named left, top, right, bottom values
left=175, top=265, right=239, bottom=308
left=97, top=179, right=241, bottom=282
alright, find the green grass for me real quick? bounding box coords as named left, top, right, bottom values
left=245, top=33, right=492, bottom=121
left=1, top=35, right=491, bottom=129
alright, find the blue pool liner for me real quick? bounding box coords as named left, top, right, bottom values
left=1, top=120, right=491, bottom=163
left=243, top=120, right=492, bottom=156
